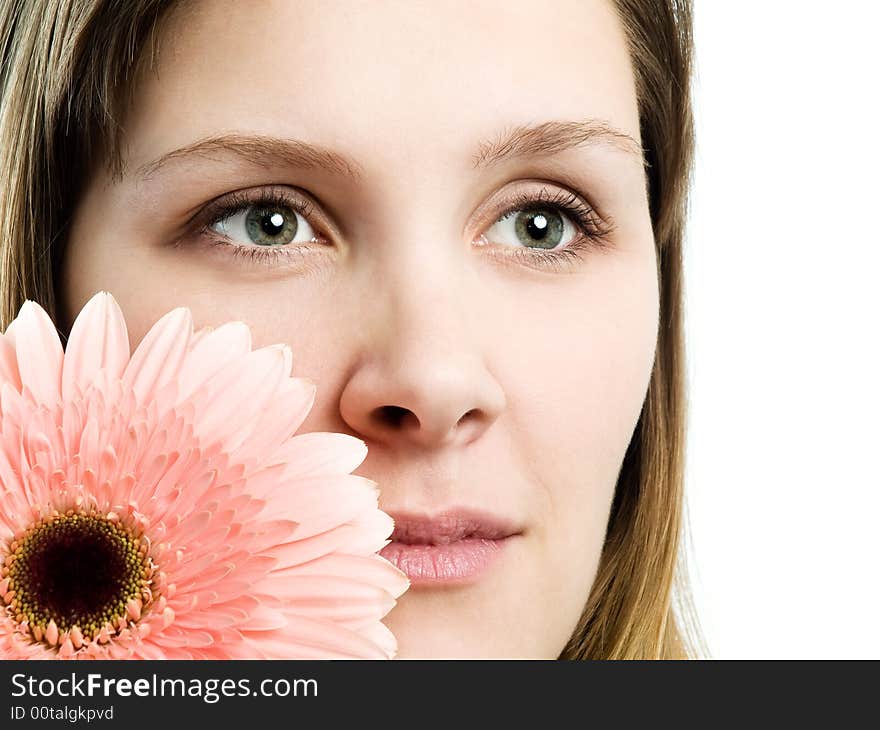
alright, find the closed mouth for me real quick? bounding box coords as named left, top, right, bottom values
left=380, top=508, right=522, bottom=584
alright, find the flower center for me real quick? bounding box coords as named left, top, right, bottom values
left=3, top=512, right=155, bottom=647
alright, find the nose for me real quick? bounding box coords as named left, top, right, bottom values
left=338, top=248, right=506, bottom=452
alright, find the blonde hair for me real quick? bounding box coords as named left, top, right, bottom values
left=0, top=0, right=706, bottom=658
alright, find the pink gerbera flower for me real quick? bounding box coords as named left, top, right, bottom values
left=0, top=291, right=407, bottom=659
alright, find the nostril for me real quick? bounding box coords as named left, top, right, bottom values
left=460, top=409, right=478, bottom=423
left=374, top=405, right=411, bottom=429
left=374, top=406, right=479, bottom=432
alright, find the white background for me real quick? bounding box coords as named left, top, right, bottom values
left=685, top=2, right=880, bottom=658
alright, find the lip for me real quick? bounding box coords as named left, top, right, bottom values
left=379, top=508, right=522, bottom=586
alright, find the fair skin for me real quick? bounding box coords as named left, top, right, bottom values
left=60, top=0, right=657, bottom=658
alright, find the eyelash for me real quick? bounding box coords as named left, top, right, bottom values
left=191, top=188, right=322, bottom=268
left=488, top=187, right=613, bottom=272
left=192, top=185, right=613, bottom=272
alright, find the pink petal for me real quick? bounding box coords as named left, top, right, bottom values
left=12, top=301, right=63, bottom=408
left=266, top=514, right=393, bottom=568
left=245, top=615, right=393, bottom=658
left=175, top=321, right=252, bottom=404
left=357, top=620, right=398, bottom=658
left=121, top=307, right=193, bottom=405
left=0, top=334, right=21, bottom=390
left=188, top=346, right=288, bottom=452
left=257, top=575, right=396, bottom=623
left=61, top=291, right=130, bottom=402
left=248, top=473, right=380, bottom=537
left=264, top=431, right=368, bottom=478
left=227, top=377, right=316, bottom=465
left=240, top=605, right=288, bottom=631
left=274, top=553, right=409, bottom=598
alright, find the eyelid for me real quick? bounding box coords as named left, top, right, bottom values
left=192, top=184, right=333, bottom=242
left=471, top=180, right=610, bottom=235
left=482, top=184, right=614, bottom=246
left=468, top=183, right=616, bottom=273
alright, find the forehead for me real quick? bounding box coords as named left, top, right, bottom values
left=125, top=0, right=638, bottom=176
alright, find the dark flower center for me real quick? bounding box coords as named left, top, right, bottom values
left=4, top=513, right=153, bottom=644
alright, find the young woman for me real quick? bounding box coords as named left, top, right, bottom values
left=0, top=0, right=704, bottom=658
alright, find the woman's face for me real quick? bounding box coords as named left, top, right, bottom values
left=61, top=0, right=657, bottom=658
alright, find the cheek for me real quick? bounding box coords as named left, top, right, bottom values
left=61, top=227, right=304, bottom=351
left=492, top=249, right=658, bottom=565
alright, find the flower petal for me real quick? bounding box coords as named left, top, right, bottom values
left=11, top=301, right=63, bottom=408
left=265, top=513, right=393, bottom=568
left=274, top=553, right=409, bottom=599
left=265, top=431, right=368, bottom=478
left=189, top=346, right=289, bottom=451
left=245, top=472, right=380, bottom=535
left=61, top=291, right=130, bottom=402
left=0, top=334, right=21, bottom=390
left=228, top=377, right=316, bottom=466
left=121, top=307, right=193, bottom=406
left=245, top=615, right=393, bottom=659
left=175, top=321, right=252, bottom=404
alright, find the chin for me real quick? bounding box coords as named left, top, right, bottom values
left=392, top=634, right=515, bottom=659
left=384, top=603, right=553, bottom=659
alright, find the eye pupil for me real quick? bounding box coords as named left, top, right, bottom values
left=245, top=205, right=298, bottom=245
left=265, top=212, right=285, bottom=233
left=529, top=214, right=548, bottom=237
left=515, top=208, right=563, bottom=249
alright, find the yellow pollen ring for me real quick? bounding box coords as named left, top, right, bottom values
left=0, top=511, right=157, bottom=652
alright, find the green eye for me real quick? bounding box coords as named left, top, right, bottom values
left=243, top=205, right=299, bottom=246
left=508, top=207, right=566, bottom=250
left=486, top=205, right=575, bottom=252
left=209, top=196, right=318, bottom=248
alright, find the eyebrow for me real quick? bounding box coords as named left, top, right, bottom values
left=132, top=119, right=643, bottom=182
left=472, top=119, right=644, bottom=169
left=134, top=134, right=364, bottom=181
